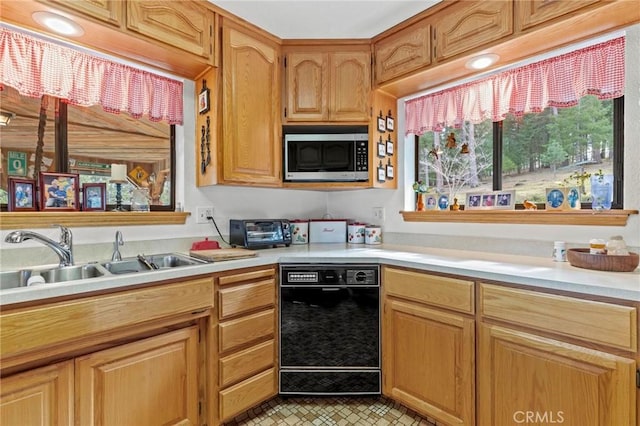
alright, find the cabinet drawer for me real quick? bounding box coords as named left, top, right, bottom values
left=1, top=278, right=214, bottom=359
left=218, top=280, right=275, bottom=319
left=384, top=267, right=474, bottom=314
left=219, top=368, right=276, bottom=422
left=218, top=309, right=275, bottom=353
left=219, top=340, right=275, bottom=388
left=480, top=283, right=637, bottom=351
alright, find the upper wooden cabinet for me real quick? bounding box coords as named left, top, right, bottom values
left=44, top=0, right=123, bottom=26
left=434, top=1, right=513, bottom=61
left=284, top=46, right=371, bottom=123
left=374, top=20, right=431, bottom=85
left=127, top=0, right=214, bottom=60
left=515, top=0, right=602, bottom=32
left=221, top=20, right=282, bottom=186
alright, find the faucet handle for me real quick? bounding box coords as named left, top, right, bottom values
left=52, top=224, right=73, bottom=247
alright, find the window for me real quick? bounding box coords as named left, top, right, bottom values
left=415, top=95, right=622, bottom=208
left=0, top=86, right=175, bottom=210
left=409, top=36, right=625, bottom=209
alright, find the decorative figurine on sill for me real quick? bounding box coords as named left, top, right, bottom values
left=445, top=132, right=457, bottom=149
left=451, top=198, right=460, bottom=211
left=523, top=199, right=538, bottom=210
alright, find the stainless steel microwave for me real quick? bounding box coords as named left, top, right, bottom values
left=283, top=127, right=369, bottom=182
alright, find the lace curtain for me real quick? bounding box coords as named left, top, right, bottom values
left=0, top=27, right=183, bottom=125
left=405, top=36, right=625, bottom=135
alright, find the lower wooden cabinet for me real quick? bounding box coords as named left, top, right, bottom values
left=76, top=327, right=200, bottom=425
left=0, top=361, right=74, bottom=426
left=478, top=323, right=635, bottom=426
left=216, top=267, right=278, bottom=423
left=383, top=297, right=475, bottom=426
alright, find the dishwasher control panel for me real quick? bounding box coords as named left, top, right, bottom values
left=280, top=264, right=379, bottom=286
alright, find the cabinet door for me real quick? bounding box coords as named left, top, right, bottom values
left=478, top=323, right=635, bottom=426
left=222, top=22, right=282, bottom=186
left=0, top=361, right=74, bottom=426
left=383, top=298, right=475, bottom=426
left=285, top=51, right=329, bottom=121
left=434, top=1, right=513, bottom=61
left=516, top=0, right=601, bottom=32
left=127, top=0, right=213, bottom=60
left=76, top=327, right=200, bottom=426
left=374, top=20, right=432, bottom=85
left=329, top=51, right=371, bottom=122
left=44, top=0, right=122, bottom=26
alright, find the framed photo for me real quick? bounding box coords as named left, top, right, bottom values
left=40, top=172, right=79, bottom=211
left=8, top=177, right=37, bottom=211
left=377, top=166, right=386, bottom=182
left=425, top=195, right=437, bottom=210
left=377, top=140, right=387, bottom=157
left=386, top=164, right=394, bottom=179
left=481, top=193, right=496, bottom=208
left=82, top=183, right=106, bottom=211
left=494, top=190, right=516, bottom=210
left=545, top=188, right=565, bottom=210
left=465, top=193, right=483, bottom=210
left=438, top=194, right=450, bottom=210
left=386, top=139, right=394, bottom=155
left=198, top=79, right=210, bottom=115
left=386, top=115, right=394, bottom=131
left=377, top=116, right=386, bottom=133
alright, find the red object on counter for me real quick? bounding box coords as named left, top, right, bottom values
left=191, top=238, right=220, bottom=250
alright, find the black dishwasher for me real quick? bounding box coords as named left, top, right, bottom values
left=279, top=264, right=380, bottom=395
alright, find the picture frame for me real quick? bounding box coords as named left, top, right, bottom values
left=494, top=190, right=516, bottom=210
left=377, top=166, right=386, bottom=182
left=386, top=164, right=394, bottom=179
left=425, top=195, right=437, bottom=210
left=8, top=177, right=37, bottom=211
left=386, top=115, right=394, bottom=131
left=82, top=183, right=106, bottom=211
left=465, top=193, right=483, bottom=210
left=545, top=188, right=565, bottom=210
left=40, top=172, right=79, bottom=211
left=377, top=116, right=386, bottom=133
left=198, top=79, right=210, bottom=115
left=377, top=140, right=387, bottom=157
left=386, top=138, right=394, bottom=155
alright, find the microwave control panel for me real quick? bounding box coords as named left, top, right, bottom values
left=356, top=141, right=368, bottom=171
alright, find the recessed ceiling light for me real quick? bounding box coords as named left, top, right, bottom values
left=32, top=11, right=84, bottom=37
left=465, top=53, right=500, bottom=70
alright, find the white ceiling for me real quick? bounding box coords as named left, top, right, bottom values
left=208, top=1, right=441, bottom=39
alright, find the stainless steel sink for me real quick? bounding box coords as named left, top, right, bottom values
left=0, top=253, right=206, bottom=290
left=0, top=264, right=108, bottom=289
left=101, top=253, right=206, bottom=275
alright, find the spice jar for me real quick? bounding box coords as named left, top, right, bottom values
left=606, top=235, right=629, bottom=256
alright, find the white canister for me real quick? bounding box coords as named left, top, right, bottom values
left=365, top=225, right=382, bottom=245
left=552, top=241, right=567, bottom=262
left=290, top=220, right=309, bottom=244
left=347, top=223, right=366, bottom=244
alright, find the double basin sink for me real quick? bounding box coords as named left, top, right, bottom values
left=0, top=253, right=207, bottom=290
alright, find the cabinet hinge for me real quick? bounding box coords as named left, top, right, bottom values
left=284, top=56, right=287, bottom=68
left=636, top=369, right=640, bottom=388
left=198, top=329, right=201, bottom=342
left=199, top=401, right=202, bottom=415
left=284, top=107, right=287, bottom=118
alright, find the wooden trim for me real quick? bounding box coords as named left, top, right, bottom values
left=400, top=209, right=638, bottom=226
left=0, top=211, right=190, bottom=229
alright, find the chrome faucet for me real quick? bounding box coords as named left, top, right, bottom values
left=5, top=225, right=74, bottom=267
left=112, top=231, right=124, bottom=261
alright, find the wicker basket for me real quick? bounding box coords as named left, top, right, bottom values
left=567, top=248, right=639, bottom=272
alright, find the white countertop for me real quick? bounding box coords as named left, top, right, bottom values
left=1, top=243, right=638, bottom=306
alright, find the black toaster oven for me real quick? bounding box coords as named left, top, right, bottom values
left=229, top=219, right=292, bottom=249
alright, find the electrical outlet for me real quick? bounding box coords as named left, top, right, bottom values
left=372, top=207, right=385, bottom=222
left=196, top=206, right=214, bottom=224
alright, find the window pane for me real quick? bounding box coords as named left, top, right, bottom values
left=417, top=120, right=494, bottom=205
left=502, top=95, right=614, bottom=204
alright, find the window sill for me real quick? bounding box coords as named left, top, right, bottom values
left=400, top=209, right=638, bottom=226
left=0, top=212, right=190, bottom=230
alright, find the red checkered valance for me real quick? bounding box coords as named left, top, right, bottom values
left=405, top=36, right=625, bottom=135
left=0, top=27, right=183, bottom=125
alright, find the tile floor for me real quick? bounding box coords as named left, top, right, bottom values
left=223, top=396, right=440, bottom=426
